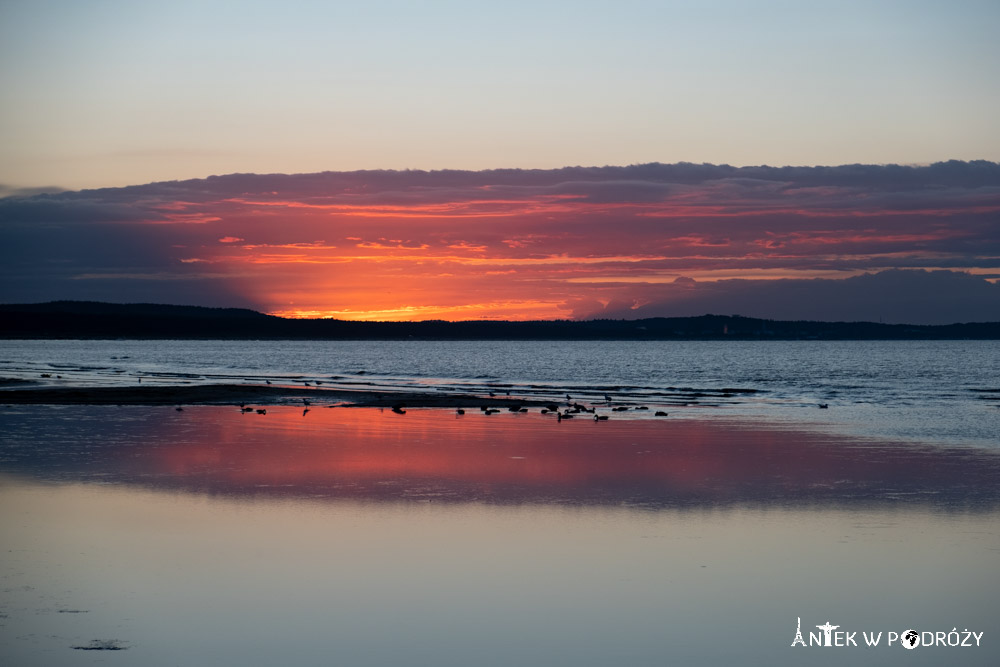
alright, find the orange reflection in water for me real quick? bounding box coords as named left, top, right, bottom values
left=121, top=406, right=999, bottom=508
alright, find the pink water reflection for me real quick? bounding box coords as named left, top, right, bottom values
left=3, top=406, right=994, bottom=508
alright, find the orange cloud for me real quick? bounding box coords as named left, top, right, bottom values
left=4, top=163, right=999, bottom=322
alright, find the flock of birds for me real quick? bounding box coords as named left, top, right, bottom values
left=460, top=401, right=670, bottom=422
left=379, top=394, right=671, bottom=422
left=222, top=393, right=673, bottom=421
left=183, top=399, right=832, bottom=417
left=468, top=391, right=669, bottom=421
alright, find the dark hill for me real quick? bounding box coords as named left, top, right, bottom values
left=1, top=301, right=998, bottom=340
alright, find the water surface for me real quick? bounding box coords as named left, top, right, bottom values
left=1, top=407, right=998, bottom=666
left=3, top=340, right=999, bottom=665
left=3, top=339, right=999, bottom=446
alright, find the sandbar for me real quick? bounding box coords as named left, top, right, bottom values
left=0, top=383, right=542, bottom=408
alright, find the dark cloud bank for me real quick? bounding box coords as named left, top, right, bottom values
left=588, top=269, right=1000, bottom=324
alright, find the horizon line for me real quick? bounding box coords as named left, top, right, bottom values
left=4, top=299, right=999, bottom=328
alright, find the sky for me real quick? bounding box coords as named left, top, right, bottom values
left=1, top=0, right=999, bottom=322
left=2, top=0, right=999, bottom=191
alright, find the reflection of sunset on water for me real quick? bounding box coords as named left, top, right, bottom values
left=5, top=406, right=996, bottom=508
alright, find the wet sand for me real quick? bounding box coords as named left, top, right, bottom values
left=0, top=383, right=544, bottom=408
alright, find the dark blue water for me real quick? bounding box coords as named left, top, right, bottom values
left=2, top=339, right=999, bottom=446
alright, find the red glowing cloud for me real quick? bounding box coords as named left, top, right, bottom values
left=1, top=162, right=999, bottom=323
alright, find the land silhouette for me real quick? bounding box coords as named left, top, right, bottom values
left=2, top=301, right=998, bottom=340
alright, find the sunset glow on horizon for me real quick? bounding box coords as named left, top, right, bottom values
left=3, top=162, right=999, bottom=324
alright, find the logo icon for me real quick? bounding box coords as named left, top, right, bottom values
left=902, top=630, right=919, bottom=649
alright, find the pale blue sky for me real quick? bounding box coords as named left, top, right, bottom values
left=2, top=0, right=998, bottom=190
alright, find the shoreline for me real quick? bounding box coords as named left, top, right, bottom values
left=0, top=383, right=547, bottom=408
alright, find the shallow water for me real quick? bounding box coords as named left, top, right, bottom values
left=1, top=407, right=998, bottom=665
left=1, top=406, right=998, bottom=509
left=2, top=484, right=997, bottom=666
left=3, top=339, right=1000, bottom=446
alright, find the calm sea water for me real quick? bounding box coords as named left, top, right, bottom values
left=3, top=477, right=996, bottom=667
left=2, top=339, right=998, bottom=446
left=1, top=407, right=998, bottom=666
